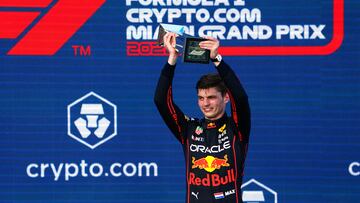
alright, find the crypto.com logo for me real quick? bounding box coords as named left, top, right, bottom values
left=67, top=92, right=117, bottom=149
left=349, top=162, right=359, bottom=176
left=127, top=0, right=343, bottom=56
left=0, top=0, right=105, bottom=55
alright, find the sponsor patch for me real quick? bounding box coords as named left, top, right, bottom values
left=195, top=126, right=203, bottom=135
left=218, top=124, right=226, bottom=133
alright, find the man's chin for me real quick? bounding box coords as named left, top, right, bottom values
left=203, top=111, right=225, bottom=120
left=204, top=113, right=216, bottom=120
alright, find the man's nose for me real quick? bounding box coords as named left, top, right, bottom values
left=203, top=98, right=210, bottom=105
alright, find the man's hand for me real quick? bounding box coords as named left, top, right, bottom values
left=199, top=36, right=220, bottom=59
left=163, top=32, right=178, bottom=65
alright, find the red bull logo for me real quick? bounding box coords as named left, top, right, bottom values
left=189, top=169, right=235, bottom=187
left=192, top=155, right=230, bottom=173
left=207, top=122, right=216, bottom=129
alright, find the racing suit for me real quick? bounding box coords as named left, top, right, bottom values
left=154, top=60, right=250, bottom=203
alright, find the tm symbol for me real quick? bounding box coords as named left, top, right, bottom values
left=72, top=45, right=91, bottom=56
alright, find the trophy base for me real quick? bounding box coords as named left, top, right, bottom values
left=183, top=37, right=210, bottom=64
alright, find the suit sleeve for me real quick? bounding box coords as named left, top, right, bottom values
left=154, top=62, right=188, bottom=144
left=216, top=60, right=251, bottom=142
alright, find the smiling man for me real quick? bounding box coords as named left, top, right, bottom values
left=154, top=32, right=251, bottom=203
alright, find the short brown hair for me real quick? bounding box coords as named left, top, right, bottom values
left=196, top=73, right=227, bottom=96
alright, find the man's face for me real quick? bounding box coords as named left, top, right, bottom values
left=197, top=87, right=229, bottom=120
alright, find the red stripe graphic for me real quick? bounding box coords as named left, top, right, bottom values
left=167, top=87, right=176, bottom=115
left=0, top=12, right=40, bottom=39
left=8, top=0, right=105, bottom=55
left=228, top=92, right=244, bottom=141
left=186, top=139, right=190, bottom=203
left=220, top=0, right=343, bottom=55
left=0, top=0, right=52, bottom=8
left=167, top=86, right=184, bottom=144
left=232, top=136, right=239, bottom=202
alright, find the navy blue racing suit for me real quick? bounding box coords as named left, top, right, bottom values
left=154, top=60, right=251, bottom=203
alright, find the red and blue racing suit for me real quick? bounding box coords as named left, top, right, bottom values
left=154, top=60, right=251, bottom=203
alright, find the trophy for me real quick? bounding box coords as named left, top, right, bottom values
left=157, top=23, right=210, bottom=64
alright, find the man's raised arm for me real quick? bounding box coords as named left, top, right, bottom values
left=154, top=33, right=188, bottom=144
left=200, top=36, right=251, bottom=142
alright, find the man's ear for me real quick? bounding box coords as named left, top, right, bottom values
left=224, top=92, right=230, bottom=103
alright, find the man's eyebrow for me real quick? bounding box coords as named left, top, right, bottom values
left=198, top=95, right=216, bottom=98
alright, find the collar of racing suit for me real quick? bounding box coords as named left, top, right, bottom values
left=202, top=113, right=228, bottom=130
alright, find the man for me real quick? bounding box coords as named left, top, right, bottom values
left=154, top=32, right=251, bottom=203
